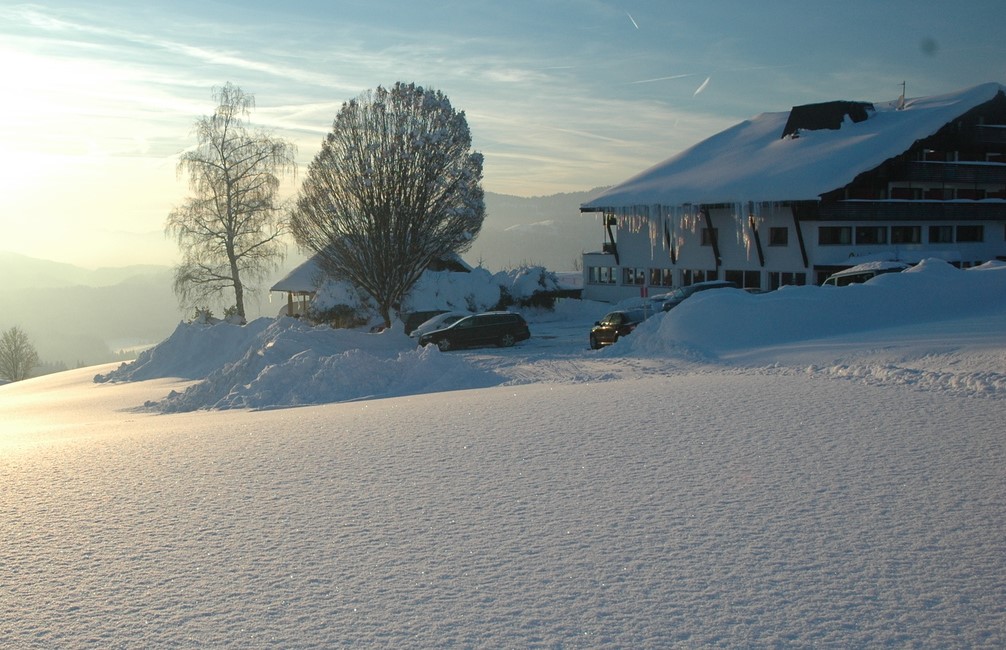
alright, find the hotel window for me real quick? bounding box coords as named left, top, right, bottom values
left=890, top=226, right=921, bottom=244
left=724, top=270, right=761, bottom=290
left=818, top=226, right=852, bottom=245
left=929, top=225, right=954, bottom=243
left=768, top=272, right=806, bottom=290
left=890, top=187, right=922, bottom=200
left=956, top=225, right=984, bottom=242
left=589, top=266, right=617, bottom=284
left=682, top=269, right=716, bottom=285
left=623, top=267, right=645, bottom=285
left=768, top=227, right=789, bottom=246
left=855, top=226, right=887, bottom=245
left=649, top=268, right=674, bottom=286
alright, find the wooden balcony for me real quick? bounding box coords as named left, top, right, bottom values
left=817, top=200, right=1006, bottom=222
left=905, top=161, right=1006, bottom=185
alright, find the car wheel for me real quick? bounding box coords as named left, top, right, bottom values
left=436, top=338, right=452, bottom=351
left=589, top=333, right=600, bottom=350
left=498, top=333, right=516, bottom=347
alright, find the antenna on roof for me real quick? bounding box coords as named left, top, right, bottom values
left=897, top=81, right=906, bottom=110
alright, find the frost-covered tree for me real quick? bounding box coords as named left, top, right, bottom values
left=0, top=326, right=39, bottom=382
left=290, top=82, right=485, bottom=328
left=167, top=83, right=297, bottom=320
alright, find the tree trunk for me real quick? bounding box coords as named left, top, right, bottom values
left=231, top=258, right=246, bottom=321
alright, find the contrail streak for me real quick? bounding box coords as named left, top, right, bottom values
left=629, top=73, right=696, bottom=85
left=626, top=12, right=639, bottom=29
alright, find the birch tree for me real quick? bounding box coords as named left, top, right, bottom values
left=167, top=83, right=296, bottom=320
left=290, top=82, right=485, bottom=327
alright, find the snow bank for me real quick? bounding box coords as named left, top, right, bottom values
left=96, top=263, right=566, bottom=412
left=402, top=267, right=501, bottom=312
left=94, top=318, right=273, bottom=382
left=628, top=259, right=1006, bottom=357
left=99, top=317, right=502, bottom=411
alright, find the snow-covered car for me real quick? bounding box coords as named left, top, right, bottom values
left=822, top=261, right=910, bottom=286
left=589, top=309, right=649, bottom=349
left=657, top=280, right=739, bottom=311
left=408, top=311, right=469, bottom=339
left=418, top=312, right=531, bottom=351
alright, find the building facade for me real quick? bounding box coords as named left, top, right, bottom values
left=581, top=84, right=1006, bottom=302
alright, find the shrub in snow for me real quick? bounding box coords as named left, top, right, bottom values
left=222, top=305, right=245, bottom=325
left=401, top=267, right=502, bottom=314
left=190, top=307, right=218, bottom=325
left=305, top=279, right=374, bottom=328
left=494, top=265, right=561, bottom=309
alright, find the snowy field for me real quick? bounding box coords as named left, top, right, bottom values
left=2, top=260, right=1004, bottom=647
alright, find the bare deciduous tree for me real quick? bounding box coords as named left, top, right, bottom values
left=167, top=82, right=296, bottom=320
left=290, top=82, right=485, bottom=327
left=0, top=326, right=39, bottom=382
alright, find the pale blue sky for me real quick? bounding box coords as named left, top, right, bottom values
left=1, top=0, right=1003, bottom=266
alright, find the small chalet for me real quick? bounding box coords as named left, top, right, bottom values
left=269, top=252, right=473, bottom=317
left=580, top=83, right=1006, bottom=302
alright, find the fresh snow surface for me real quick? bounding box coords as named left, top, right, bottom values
left=2, top=260, right=1005, bottom=647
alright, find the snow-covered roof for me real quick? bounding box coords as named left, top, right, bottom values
left=270, top=251, right=475, bottom=294
left=270, top=255, right=324, bottom=294
left=583, top=83, right=1006, bottom=210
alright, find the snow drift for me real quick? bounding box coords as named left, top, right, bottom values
left=97, top=318, right=502, bottom=411
left=628, top=258, right=1006, bottom=357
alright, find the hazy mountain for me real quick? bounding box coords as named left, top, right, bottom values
left=0, top=257, right=183, bottom=367
left=468, top=188, right=608, bottom=271
left=0, top=251, right=169, bottom=291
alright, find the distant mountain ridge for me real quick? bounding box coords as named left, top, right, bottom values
left=471, top=187, right=608, bottom=271
left=0, top=253, right=182, bottom=367
left=0, top=251, right=170, bottom=291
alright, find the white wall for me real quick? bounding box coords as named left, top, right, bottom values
left=583, top=203, right=1006, bottom=300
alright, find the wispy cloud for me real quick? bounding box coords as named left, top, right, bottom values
left=693, top=76, right=711, bottom=96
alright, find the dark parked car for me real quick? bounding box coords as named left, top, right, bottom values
left=657, top=280, right=738, bottom=311
left=418, top=312, right=530, bottom=351
left=408, top=311, right=468, bottom=339
left=590, top=309, right=648, bottom=349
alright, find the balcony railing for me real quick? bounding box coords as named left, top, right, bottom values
left=819, top=200, right=1006, bottom=222
left=975, top=125, right=1006, bottom=145
left=905, top=161, right=1006, bottom=185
